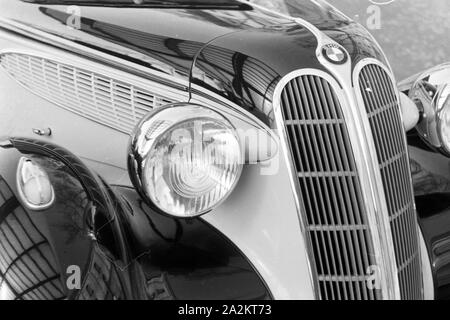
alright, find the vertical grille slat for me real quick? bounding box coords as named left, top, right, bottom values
left=280, top=75, right=378, bottom=300
left=359, top=64, right=422, bottom=300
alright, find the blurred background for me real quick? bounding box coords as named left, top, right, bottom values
left=327, top=0, right=450, bottom=81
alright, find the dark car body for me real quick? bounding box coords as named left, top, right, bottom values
left=0, top=0, right=449, bottom=300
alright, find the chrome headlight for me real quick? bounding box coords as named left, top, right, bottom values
left=128, top=104, right=243, bottom=218
left=408, top=63, right=450, bottom=155
left=437, top=90, right=450, bottom=154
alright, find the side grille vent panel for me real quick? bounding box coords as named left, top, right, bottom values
left=0, top=53, right=176, bottom=134
left=280, top=75, right=378, bottom=300
left=358, top=64, right=422, bottom=300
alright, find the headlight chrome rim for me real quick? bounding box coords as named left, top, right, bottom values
left=128, top=103, right=243, bottom=218
left=409, top=63, right=450, bottom=157
left=437, top=96, right=450, bottom=155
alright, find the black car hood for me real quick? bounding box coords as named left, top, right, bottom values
left=0, top=1, right=386, bottom=126
left=188, top=2, right=386, bottom=125
left=1, top=1, right=255, bottom=82
left=0, top=1, right=297, bottom=82
left=1, top=1, right=385, bottom=82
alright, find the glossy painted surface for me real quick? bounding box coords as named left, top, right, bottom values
left=0, top=1, right=316, bottom=84
left=190, top=2, right=386, bottom=127
left=0, top=0, right=445, bottom=300
left=0, top=137, right=141, bottom=299
left=254, top=0, right=387, bottom=67
left=0, top=138, right=269, bottom=299
left=0, top=1, right=238, bottom=83
left=0, top=2, right=333, bottom=299
left=408, top=131, right=450, bottom=300
left=116, top=186, right=271, bottom=300
left=0, top=0, right=386, bottom=125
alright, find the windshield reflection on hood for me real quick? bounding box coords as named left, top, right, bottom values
left=22, top=0, right=248, bottom=6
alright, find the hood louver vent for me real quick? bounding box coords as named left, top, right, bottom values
left=0, top=52, right=176, bottom=134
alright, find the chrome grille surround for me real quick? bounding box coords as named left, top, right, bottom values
left=278, top=72, right=378, bottom=300
left=274, top=60, right=423, bottom=299
left=246, top=0, right=411, bottom=300
left=354, top=60, right=423, bottom=300
left=0, top=51, right=181, bottom=134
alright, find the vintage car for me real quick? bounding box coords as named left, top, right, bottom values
left=0, top=0, right=449, bottom=300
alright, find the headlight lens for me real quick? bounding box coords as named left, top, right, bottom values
left=409, top=63, right=450, bottom=156
left=129, top=104, right=243, bottom=218
left=438, top=96, right=450, bottom=154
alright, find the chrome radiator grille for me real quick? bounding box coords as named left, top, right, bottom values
left=280, top=75, right=378, bottom=300
left=0, top=53, right=175, bottom=134
left=358, top=64, right=422, bottom=299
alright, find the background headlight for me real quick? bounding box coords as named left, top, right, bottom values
left=438, top=96, right=450, bottom=153
left=128, top=104, right=243, bottom=218
left=408, top=63, right=450, bottom=156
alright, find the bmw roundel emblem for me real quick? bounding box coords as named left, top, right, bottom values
left=322, top=44, right=348, bottom=65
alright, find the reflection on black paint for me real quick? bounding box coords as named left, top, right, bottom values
left=0, top=176, right=65, bottom=300
left=117, top=187, right=271, bottom=300
left=34, top=2, right=387, bottom=128
left=40, top=7, right=203, bottom=79
left=0, top=139, right=134, bottom=300
left=192, top=24, right=319, bottom=126
left=409, top=134, right=450, bottom=300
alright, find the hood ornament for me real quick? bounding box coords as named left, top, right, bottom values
left=322, top=44, right=348, bottom=65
